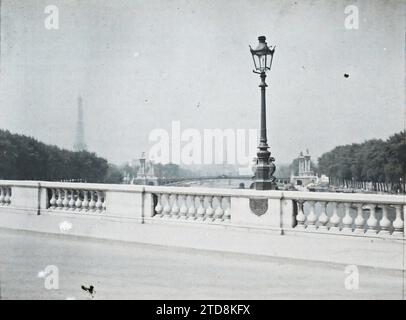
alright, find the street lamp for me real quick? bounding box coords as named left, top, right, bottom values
left=250, top=36, right=277, bottom=190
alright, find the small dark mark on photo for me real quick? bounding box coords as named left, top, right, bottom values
left=81, top=285, right=96, bottom=298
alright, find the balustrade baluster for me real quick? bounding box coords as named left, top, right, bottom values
left=49, top=189, right=57, bottom=209
left=179, top=195, right=188, bottom=218
left=62, top=189, right=69, bottom=210
left=342, top=203, right=353, bottom=232
left=75, top=190, right=82, bottom=211
left=328, top=202, right=341, bottom=232
left=205, top=196, right=214, bottom=221
left=171, top=194, right=180, bottom=218
left=187, top=195, right=196, bottom=219
left=154, top=194, right=163, bottom=217
left=306, top=201, right=317, bottom=230
left=392, top=205, right=404, bottom=236
left=82, top=191, right=89, bottom=211
left=379, top=205, right=391, bottom=235
left=88, top=191, right=96, bottom=211
left=295, top=201, right=305, bottom=229
left=318, top=202, right=329, bottom=230
left=196, top=196, right=205, bottom=220
left=68, top=190, right=76, bottom=210
left=214, top=196, right=224, bottom=221
left=366, top=204, right=378, bottom=234
left=223, top=197, right=231, bottom=221
left=0, top=187, right=4, bottom=205
left=102, top=193, right=107, bottom=211
left=163, top=194, right=171, bottom=217
left=56, top=189, right=63, bottom=209
left=95, top=191, right=103, bottom=212
left=4, top=188, right=11, bottom=205
left=354, top=203, right=365, bottom=234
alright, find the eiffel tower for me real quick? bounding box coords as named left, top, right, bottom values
left=73, top=95, right=87, bottom=152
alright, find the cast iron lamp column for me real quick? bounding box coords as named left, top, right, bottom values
left=250, top=36, right=277, bottom=190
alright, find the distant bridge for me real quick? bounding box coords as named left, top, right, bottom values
left=158, top=176, right=291, bottom=186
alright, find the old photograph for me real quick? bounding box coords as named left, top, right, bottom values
left=0, top=0, right=405, bottom=301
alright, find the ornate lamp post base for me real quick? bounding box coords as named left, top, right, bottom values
left=254, top=149, right=277, bottom=190
left=254, top=172, right=277, bottom=190
left=255, top=180, right=276, bottom=190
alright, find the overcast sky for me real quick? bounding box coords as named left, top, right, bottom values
left=0, top=0, right=404, bottom=165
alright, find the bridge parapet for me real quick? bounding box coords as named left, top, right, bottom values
left=0, top=180, right=405, bottom=269
left=0, top=180, right=405, bottom=237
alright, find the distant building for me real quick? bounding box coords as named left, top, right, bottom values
left=290, top=149, right=318, bottom=187
left=123, top=152, right=158, bottom=185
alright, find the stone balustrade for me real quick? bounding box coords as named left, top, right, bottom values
left=1, top=180, right=405, bottom=269
left=0, top=180, right=404, bottom=239
left=284, top=192, right=405, bottom=237
left=152, top=190, right=231, bottom=222
left=47, top=188, right=107, bottom=213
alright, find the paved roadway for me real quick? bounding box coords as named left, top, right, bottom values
left=0, top=228, right=404, bottom=299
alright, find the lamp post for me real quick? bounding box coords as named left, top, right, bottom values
left=249, top=35, right=277, bottom=190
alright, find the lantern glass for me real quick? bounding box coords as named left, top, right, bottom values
left=259, top=55, right=267, bottom=71
left=250, top=36, right=275, bottom=73
left=251, top=54, right=259, bottom=71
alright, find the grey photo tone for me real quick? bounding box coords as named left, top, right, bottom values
left=0, top=0, right=404, bottom=164
left=0, top=0, right=405, bottom=300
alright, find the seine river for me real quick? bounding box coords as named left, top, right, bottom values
left=172, top=178, right=253, bottom=189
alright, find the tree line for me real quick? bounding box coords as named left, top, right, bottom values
left=0, top=129, right=122, bottom=183
left=317, top=131, right=406, bottom=191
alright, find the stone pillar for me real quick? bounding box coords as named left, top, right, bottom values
left=105, top=186, right=145, bottom=222
left=231, top=192, right=283, bottom=231
left=9, top=182, right=42, bottom=214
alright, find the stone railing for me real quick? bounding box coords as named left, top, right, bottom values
left=0, top=180, right=404, bottom=238
left=47, top=187, right=107, bottom=213
left=150, top=187, right=231, bottom=222
left=1, top=180, right=405, bottom=269
left=285, top=192, right=405, bottom=237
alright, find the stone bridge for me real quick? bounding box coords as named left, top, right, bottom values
left=0, top=180, right=405, bottom=299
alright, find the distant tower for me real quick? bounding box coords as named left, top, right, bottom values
left=304, top=149, right=311, bottom=174
left=298, top=149, right=312, bottom=176
left=138, top=152, right=146, bottom=178
left=73, top=96, right=87, bottom=151
left=298, top=151, right=305, bottom=176
left=291, top=149, right=317, bottom=187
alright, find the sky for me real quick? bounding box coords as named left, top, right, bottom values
left=0, top=0, right=405, bottom=166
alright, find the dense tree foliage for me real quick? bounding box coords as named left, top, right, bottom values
left=0, top=129, right=121, bottom=183
left=318, top=131, right=405, bottom=183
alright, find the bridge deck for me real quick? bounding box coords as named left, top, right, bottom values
left=0, top=228, right=403, bottom=299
